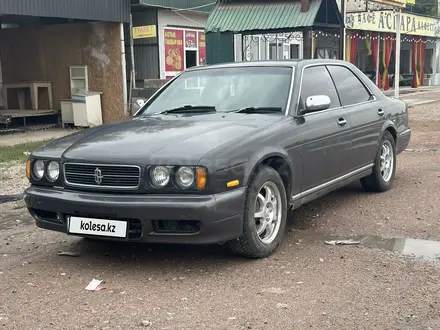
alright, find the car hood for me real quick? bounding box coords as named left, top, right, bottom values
left=33, top=114, right=282, bottom=165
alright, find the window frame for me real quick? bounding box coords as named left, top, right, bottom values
left=295, top=64, right=343, bottom=117
left=325, top=64, right=376, bottom=108
left=135, top=65, right=296, bottom=117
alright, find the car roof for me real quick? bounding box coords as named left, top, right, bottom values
left=185, top=59, right=351, bottom=71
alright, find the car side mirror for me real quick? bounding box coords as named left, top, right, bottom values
left=303, top=95, right=331, bottom=114
left=132, top=98, right=148, bottom=115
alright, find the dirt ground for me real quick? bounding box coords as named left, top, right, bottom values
left=0, top=98, right=440, bottom=329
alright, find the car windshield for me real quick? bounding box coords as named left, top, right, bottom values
left=139, top=66, right=293, bottom=115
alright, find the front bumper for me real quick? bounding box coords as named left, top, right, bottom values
left=24, top=186, right=246, bottom=244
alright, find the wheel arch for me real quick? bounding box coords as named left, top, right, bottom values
left=243, top=149, right=294, bottom=198
left=381, top=121, right=397, bottom=143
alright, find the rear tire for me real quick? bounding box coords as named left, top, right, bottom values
left=227, top=166, right=287, bottom=258
left=361, top=130, right=396, bottom=192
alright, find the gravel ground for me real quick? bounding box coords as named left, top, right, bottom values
left=0, top=160, right=29, bottom=195
left=0, top=96, right=439, bottom=329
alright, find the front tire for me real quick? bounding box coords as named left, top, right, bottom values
left=361, top=130, right=396, bottom=192
left=227, top=166, right=287, bottom=258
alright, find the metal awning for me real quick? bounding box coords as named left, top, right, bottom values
left=0, top=0, right=130, bottom=23
left=206, top=0, right=323, bottom=34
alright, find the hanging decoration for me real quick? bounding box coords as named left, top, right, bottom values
left=419, top=37, right=426, bottom=86
left=382, top=33, right=393, bottom=90
left=411, top=40, right=420, bottom=88
left=365, top=33, right=372, bottom=56
left=371, top=32, right=381, bottom=88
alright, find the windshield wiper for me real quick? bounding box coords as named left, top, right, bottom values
left=230, top=107, right=283, bottom=114
left=157, top=105, right=216, bottom=114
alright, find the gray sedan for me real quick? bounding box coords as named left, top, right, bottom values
left=24, top=59, right=411, bottom=258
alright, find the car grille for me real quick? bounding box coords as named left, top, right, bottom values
left=64, top=163, right=141, bottom=189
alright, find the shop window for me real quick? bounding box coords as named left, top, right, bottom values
left=315, top=48, right=338, bottom=59
left=269, top=42, right=284, bottom=60
left=425, top=48, right=434, bottom=74
left=356, top=50, right=369, bottom=71
left=290, top=44, right=299, bottom=59
left=401, top=50, right=410, bottom=74
left=260, top=38, right=267, bottom=60
left=326, top=65, right=371, bottom=106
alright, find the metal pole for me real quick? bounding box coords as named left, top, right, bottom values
left=129, top=13, right=136, bottom=89
left=340, top=0, right=346, bottom=60
left=394, top=9, right=401, bottom=98
left=376, top=34, right=380, bottom=87
left=120, top=23, right=128, bottom=117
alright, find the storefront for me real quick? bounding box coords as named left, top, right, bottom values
left=162, top=27, right=206, bottom=80
left=128, top=1, right=212, bottom=89
left=344, top=10, right=440, bottom=89
left=234, top=32, right=304, bottom=62
left=0, top=0, right=131, bottom=132
left=205, top=0, right=343, bottom=65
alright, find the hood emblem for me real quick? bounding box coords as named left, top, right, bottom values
left=94, top=168, right=104, bottom=185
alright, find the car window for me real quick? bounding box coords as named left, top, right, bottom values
left=326, top=65, right=371, bottom=106
left=300, top=66, right=341, bottom=111
left=139, top=67, right=293, bottom=115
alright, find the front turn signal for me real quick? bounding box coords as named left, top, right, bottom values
left=196, top=167, right=207, bottom=190
left=26, top=159, right=31, bottom=180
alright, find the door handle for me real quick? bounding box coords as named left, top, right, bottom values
left=377, top=109, right=385, bottom=117
left=337, top=117, right=347, bottom=127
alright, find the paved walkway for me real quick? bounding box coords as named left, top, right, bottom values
left=383, top=85, right=440, bottom=107
left=383, top=85, right=440, bottom=97
left=0, top=128, right=78, bottom=147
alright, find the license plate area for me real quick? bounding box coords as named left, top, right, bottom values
left=68, top=216, right=128, bottom=238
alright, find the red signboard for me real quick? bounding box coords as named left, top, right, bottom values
left=198, top=31, right=206, bottom=65
left=185, top=30, right=197, bottom=49
left=164, top=28, right=184, bottom=72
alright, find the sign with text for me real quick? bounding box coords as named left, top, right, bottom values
left=346, top=10, right=440, bottom=37
left=185, top=30, right=197, bottom=48
left=164, top=28, right=184, bottom=72
left=132, top=25, right=157, bottom=39
left=198, top=31, right=206, bottom=65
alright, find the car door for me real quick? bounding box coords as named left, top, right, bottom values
left=296, top=65, right=352, bottom=193
left=326, top=65, right=385, bottom=170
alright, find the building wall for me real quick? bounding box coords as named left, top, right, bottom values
left=126, top=9, right=160, bottom=83
left=0, top=21, right=125, bottom=123
left=157, top=9, right=208, bottom=79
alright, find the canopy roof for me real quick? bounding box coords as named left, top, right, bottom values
left=206, top=0, right=341, bottom=34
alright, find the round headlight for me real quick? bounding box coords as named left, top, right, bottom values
left=47, top=161, right=60, bottom=181
left=150, top=166, right=170, bottom=188
left=175, top=167, right=195, bottom=189
left=33, top=160, right=45, bottom=179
